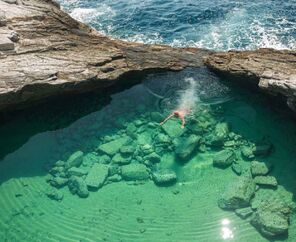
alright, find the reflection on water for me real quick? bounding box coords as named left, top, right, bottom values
left=0, top=68, right=296, bottom=241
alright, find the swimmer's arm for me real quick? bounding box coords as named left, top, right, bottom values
left=181, top=117, right=185, bottom=129
left=160, top=113, right=174, bottom=126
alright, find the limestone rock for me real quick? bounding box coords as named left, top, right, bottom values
left=251, top=161, right=271, bottom=176
left=67, top=167, right=88, bottom=177
left=213, top=149, right=236, bottom=168
left=254, top=176, right=278, bottom=188
left=97, top=136, right=130, bottom=156
left=67, top=151, right=84, bottom=168
left=251, top=199, right=292, bottom=238
left=152, top=170, right=177, bottom=186
left=111, top=153, right=131, bottom=165
left=235, top=207, right=253, bottom=219
left=218, top=176, right=256, bottom=210
left=46, top=188, right=63, bottom=202
left=121, top=164, right=150, bottom=181
left=68, top=176, right=89, bottom=198
left=85, top=163, right=109, bottom=189
left=175, top=135, right=201, bottom=161
left=49, top=177, right=68, bottom=188
left=0, top=11, right=6, bottom=26
left=161, top=119, right=185, bottom=138
left=150, top=112, right=164, bottom=123
left=205, top=49, right=296, bottom=113
left=241, top=146, right=255, bottom=159
left=0, top=36, right=14, bottom=51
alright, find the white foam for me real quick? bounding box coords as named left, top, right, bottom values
left=177, top=77, right=198, bottom=111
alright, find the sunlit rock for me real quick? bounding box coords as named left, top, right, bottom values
left=68, top=176, right=89, bottom=198
left=121, top=164, right=150, bottom=181
left=175, top=134, right=201, bottom=161
left=241, top=145, right=255, bottom=159
left=66, top=151, right=84, bottom=168
left=254, top=176, right=278, bottom=188
left=213, top=149, right=236, bottom=169
left=85, top=163, right=109, bottom=189
left=218, top=175, right=256, bottom=210
left=251, top=161, right=271, bottom=176
left=97, top=136, right=130, bottom=156
left=235, top=207, right=253, bottom=219
left=152, top=170, right=177, bottom=186
left=251, top=199, right=292, bottom=238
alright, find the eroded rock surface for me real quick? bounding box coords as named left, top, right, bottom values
left=0, top=0, right=207, bottom=111
left=205, top=49, right=296, bottom=112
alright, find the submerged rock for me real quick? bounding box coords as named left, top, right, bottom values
left=251, top=199, right=292, bottom=238
left=97, top=136, right=130, bottom=156
left=213, top=149, right=236, bottom=168
left=67, top=167, right=88, bottom=177
left=251, top=161, right=271, bottom=176
left=161, top=119, right=185, bottom=138
left=254, top=176, right=278, bottom=188
left=175, top=135, right=201, bottom=161
left=46, top=188, right=63, bottom=202
left=66, top=151, right=84, bottom=168
left=85, top=163, right=109, bottom=189
left=254, top=143, right=273, bottom=157
left=111, top=153, right=131, bottom=165
left=49, top=177, right=68, bottom=188
left=120, top=146, right=136, bottom=156
left=241, top=146, right=255, bottom=160
left=232, top=163, right=242, bottom=176
left=152, top=170, right=177, bottom=186
left=218, top=176, right=256, bottom=210
left=235, top=207, right=253, bottom=219
left=150, top=112, right=164, bottom=123
left=121, top=164, right=150, bottom=181
left=144, top=152, right=161, bottom=163
left=68, top=176, right=89, bottom=198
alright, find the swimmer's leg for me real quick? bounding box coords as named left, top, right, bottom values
left=160, top=113, right=175, bottom=126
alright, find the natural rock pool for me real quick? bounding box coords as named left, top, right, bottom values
left=0, top=68, right=296, bottom=241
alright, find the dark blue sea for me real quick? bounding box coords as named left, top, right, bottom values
left=60, top=0, right=296, bottom=50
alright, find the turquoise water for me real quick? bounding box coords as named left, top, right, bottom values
left=0, top=68, right=296, bottom=241
left=59, top=0, right=296, bottom=50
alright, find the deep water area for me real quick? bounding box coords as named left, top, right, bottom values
left=0, top=68, right=296, bottom=241
left=59, top=0, right=296, bottom=50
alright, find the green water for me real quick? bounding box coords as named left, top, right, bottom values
left=0, top=68, right=296, bottom=242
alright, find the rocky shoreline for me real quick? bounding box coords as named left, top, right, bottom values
left=0, top=0, right=296, bottom=113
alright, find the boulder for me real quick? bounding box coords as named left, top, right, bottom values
left=97, top=136, right=130, bottom=156
left=161, top=119, right=185, bottom=138
left=85, top=163, right=109, bottom=189
left=251, top=199, right=292, bottom=238
left=67, top=167, right=88, bottom=177
left=144, top=152, right=161, bottom=163
left=215, top=122, right=229, bottom=140
left=232, top=163, right=242, bottom=175
left=154, top=133, right=171, bottom=145
left=175, top=135, right=201, bottom=161
left=152, top=170, right=177, bottom=186
left=111, top=153, right=131, bottom=165
left=126, top=123, right=137, bottom=137
left=46, top=188, right=63, bottom=202
left=235, top=207, right=253, bottom=219
left=108, top=174, right=122, bottom=182
left=254, top=176, right=278, bottom=188
left=67, top=151, right=84, bottom=168
left=218, top=176, right=256, bottom=210
left=120, top=145, right=136, bottom=156
left=49, top=177, right=68, bottom=188
left=82, top=152, right=100, bottom=166
left=251, top=161, right=271, bottom=176
left=121, top=164, right=150, bottom=181
left=140, top=144, right=154, bottom=155
left=68, top=176, right=89, bottom=198
left=241, top=146, right=255, bottom=159
left=213, top=149, right=236, bottom=168
left=150, top=112, right=164, bottom=123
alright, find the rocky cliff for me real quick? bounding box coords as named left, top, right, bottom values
left=0, top=0, right=296, bottom=113
left=205, top=49, right=296, bottom=112
left=0, top=0, right=208, bottom=111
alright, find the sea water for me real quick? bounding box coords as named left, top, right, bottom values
left=0, top=68, right=296, bottom=241
left=59, top=0, right=296, bottom=50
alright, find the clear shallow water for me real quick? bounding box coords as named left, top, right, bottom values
left=59, top=0, right=296, bottom=50
left=0, top=68, right=296, bottom=241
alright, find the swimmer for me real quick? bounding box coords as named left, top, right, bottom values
left=160, top=109, right=190, bottom=129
